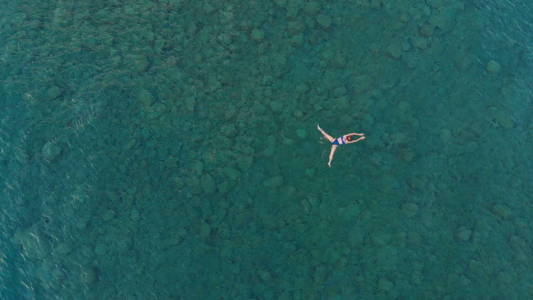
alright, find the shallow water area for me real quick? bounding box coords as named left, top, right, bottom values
left=0, top=0, right=531, bottom=299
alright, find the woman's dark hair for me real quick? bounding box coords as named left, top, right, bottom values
left=347, top=135, right=354, bottom=141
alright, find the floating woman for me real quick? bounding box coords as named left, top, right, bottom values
left=317, top=124, right=366, bottom=167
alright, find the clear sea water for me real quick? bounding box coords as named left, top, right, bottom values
left=1, top=1, right=531, bottom=299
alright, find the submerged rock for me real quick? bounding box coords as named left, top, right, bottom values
left=296, top=128, right=307, bottom=139
left=201, top=173, right=216, bottom=195
left=137, top=89, right=155, bottom=107
left=251, top=28, right=264, bottom=41
left=55, top=242, right=73, bottom=255
left=387, top=43, right=403, bottom=59
left=316, top=14, right=332, bottom=28
left=378, top=277, right=394, bottom=291
left=402, top=202, right=419, bottom=217
left=263, top=176, right=283, bottom=188
left=46, top=86, right=62, bottom=100
left=42, top=141, right=62, bottom=161
left=456, top=227, right=472, bottom=241
left=12, top=227, right=50, bottom=260
left=80, top=266, right=97, bottom=284
left=486, top=60, right=501, bottom=73
left=491, top=204, right=511, bottom=219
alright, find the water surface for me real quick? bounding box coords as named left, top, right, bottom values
left=0, top=0, right=531, bottom=299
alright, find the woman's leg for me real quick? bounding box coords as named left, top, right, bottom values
left=317, top=124, right=335, bottom=143
left=328, top=145, right=338, bottom=167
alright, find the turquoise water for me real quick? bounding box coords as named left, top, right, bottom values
left=1, top=0, right=531, bottom=299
